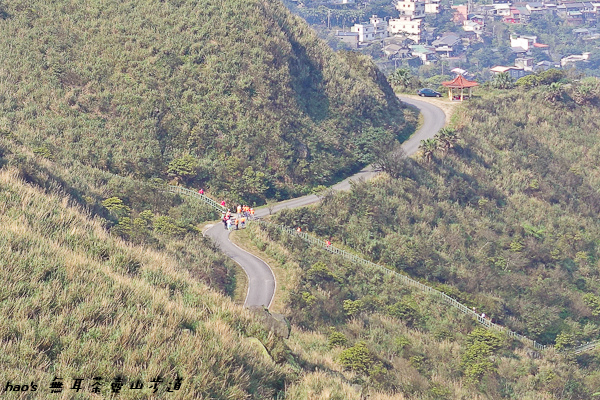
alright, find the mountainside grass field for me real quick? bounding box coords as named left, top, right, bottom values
left=0, top=167, right=295, bottom=398
left=0, top=0, right=409, bottom=205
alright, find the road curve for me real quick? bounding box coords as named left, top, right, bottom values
left=205, top=96, right=446, bottom=308
left=256, top=96, right=447, bottom=216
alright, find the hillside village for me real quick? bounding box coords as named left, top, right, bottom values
left=3, top=0, right=600, bottom=398
left=287, top=0, right=600, bottom=80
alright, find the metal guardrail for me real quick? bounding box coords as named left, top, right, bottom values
left=255, top=220, right=546, bottom=351
left=573, top=341, right=598, bottom=354
left=168, top=186, right=226, bottom=212
left=256, top=221, right=600, bottom=354
left=168, top=185, right=599, bottom=354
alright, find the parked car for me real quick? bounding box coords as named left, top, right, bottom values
left=417, top=88, right=442, bottom=97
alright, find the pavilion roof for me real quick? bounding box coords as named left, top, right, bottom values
left=442, top=74, right=479, bottom=88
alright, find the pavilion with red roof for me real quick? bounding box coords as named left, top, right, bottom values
left=441, top=75, right=479, bottom=101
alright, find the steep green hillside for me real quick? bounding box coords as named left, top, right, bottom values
left=0, top=168, right=293, bottom=398
left=0, top=0, right=407, bottom=204
left=276, top=85, right=600, bottom=348
left=238, top=223, right=600, bottom=399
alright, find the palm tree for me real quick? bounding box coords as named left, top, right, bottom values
left=436, top=128, right=459, bottom=152
left=419, top=138, right=438, bottom=162
left=545, top=82, right=564, bottom=103
left=389, top=68, right=411, bottom=88
left=492, top=72, right=514, bottom=89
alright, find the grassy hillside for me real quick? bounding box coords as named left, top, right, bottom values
left=275, top=84, right=600, bottom=348
left=0, top=167, right=295, bottom=398
left=237, top=223, right=600, bottom=399
left=0, top=0, right=408, bottom=204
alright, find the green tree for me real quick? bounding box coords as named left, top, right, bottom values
left=113, top=217, right=132, bottom=239
left=101, top=197, right=131, bottom=218
left=554, top=332, right=575, bottom=351
left=583, top=293, right=600, bottom=316
left=461, top=328, right=503, bottom=382
left=353, top=127, right=394, bottom=165
left=372, top=141, right=407, bottom=179
left=153, top=216, right=188, bottom=236
left=572, top=77, right=600, bottom=105
left=389, top=68, right=411, bottom=88
left=435, top=127, right=459, bottom=152
left=516, top=74, right=539, bottom=88
left=307, top=262, right=341, bottom=284
left=167, top=155, right=199, bottom=184
left=328, top=327, right=348, bottom=348
left=343, top=299, right=365, bottom=317
left=419, top=138, right=439, bottom=162
left=338, top=341, right=373, bottom=374
left=537, top=69, right=566, bottom=85
left=492, top=72, right=514, bottom=89
left=545, top=82, right=564, bottom=103
left=388, top=299, right=420, bottom=326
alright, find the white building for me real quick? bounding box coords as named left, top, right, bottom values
left=351, top=15, right=389, bottom=43
left=389, top=16, right=423, bottom=42
left=493, top=3, right=511, bottom=16
left=425, top=0, right=441, bottom=14
left=463, top=20, right=483, bottom=36
left=395, top=0, right=426, bottom=18
left=561, top=52, right=591, bottom=67
left=510, top=34, right=537, bottom=51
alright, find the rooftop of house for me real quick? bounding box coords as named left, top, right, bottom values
left=384, top=44, right=404, bottom=52
left=451, top=67, right=468, bottom=75
left=490, top=65, right=523, bottom=72
left=409, top=44, right=436, bottom=54
left=515, top=6, right=531, bottom=14
left=336, top=31, right=359, bottom=37
left=537, top=60, right=559, bottom=66
left=432, top=34, right=461, bottom=46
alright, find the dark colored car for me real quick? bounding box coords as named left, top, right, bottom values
left=417, top=88, right=442, bottom=97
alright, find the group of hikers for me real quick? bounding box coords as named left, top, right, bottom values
left=197, top=188, right=255, bottom=231
left=221, top=204, right=255, bottom=231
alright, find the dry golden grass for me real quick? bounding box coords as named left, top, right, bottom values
left=0, top=168, right=287, bottom=398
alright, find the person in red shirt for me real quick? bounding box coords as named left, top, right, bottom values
left=198, top=188, right=204, bottom=195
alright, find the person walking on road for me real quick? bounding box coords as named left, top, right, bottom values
left=198, top=188, right=204, bottom=195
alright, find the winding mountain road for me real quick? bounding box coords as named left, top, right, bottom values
left=204, top=96, right=446, bottom=308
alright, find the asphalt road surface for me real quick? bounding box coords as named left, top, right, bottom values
left=205, top=96, right=446, bottom=308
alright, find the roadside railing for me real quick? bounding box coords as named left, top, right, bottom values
left=168, top=186, right=226, bottom=212
left=168, top=185, right=599, bottom=355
